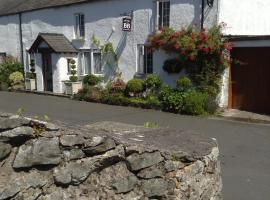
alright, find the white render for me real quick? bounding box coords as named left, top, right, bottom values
left=219, top=0, right=270, bottom=36
left=0, top=0, right=221, bottom=97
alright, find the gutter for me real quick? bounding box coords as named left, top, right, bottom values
left=18, top=13, right=24, bottom=64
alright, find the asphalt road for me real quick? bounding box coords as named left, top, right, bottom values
left=0, top=91, right=270, bottom=200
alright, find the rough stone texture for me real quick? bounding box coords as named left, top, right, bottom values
left=0, top=115, right=223, bottom=200
left=142, top=178, right=169, bottom=197
left=13, top=137, right=62, bottom=168
left=0, top=127, right=34, bottom=142
left=0, top=117, right=29, bottom=131
left=127, top=151, right=164, bottom=171
left=0, top=142, right=11, bottom=160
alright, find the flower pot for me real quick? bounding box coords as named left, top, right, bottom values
left=64, top=81, right=82, bottom=95
left=25, top=79, right=36, bottom=91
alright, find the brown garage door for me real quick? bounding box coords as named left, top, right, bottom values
left=231, top=47, right=270, bottom=114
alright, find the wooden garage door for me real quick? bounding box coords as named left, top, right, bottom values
left=231, top=47, right=270, bottom=114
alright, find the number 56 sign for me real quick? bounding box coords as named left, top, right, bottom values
left=122, top=18, right=132, bottom=32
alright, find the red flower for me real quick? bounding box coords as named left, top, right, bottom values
left=189, top=55, right=195, bottom=61
left=197, top=46, right=203, bottom=51
left=204, top=48, right=209, bottom=55
left=191, top=33, right=196, bottom=39
left=174, top=43, right=180, bottom=49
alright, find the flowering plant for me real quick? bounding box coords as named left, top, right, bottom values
left=147, top=24, right=233, bottom=97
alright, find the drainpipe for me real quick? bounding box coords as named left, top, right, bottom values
left=201, top=0, right=205, bottom=30
left=18, top=13, right=24, bottom=65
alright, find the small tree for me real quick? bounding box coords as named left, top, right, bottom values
left=69, top=59, right=78, bottom=82
left=28, top=59, right=36, bottom=79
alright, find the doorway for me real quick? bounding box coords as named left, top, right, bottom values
left=42, top=53, right=53, bottom=92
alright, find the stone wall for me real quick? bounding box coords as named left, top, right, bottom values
left=0, top=113, right=222, bottom=200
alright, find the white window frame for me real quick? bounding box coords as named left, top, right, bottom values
left=78, top=49, right=104, bottom=76
left=156, top=0, right=170, bottom=30
left=74, top=13, right=85, bottom=39
left=137, top=44, right=153, bottom=75
left=91, top=49, right=103, bottom=75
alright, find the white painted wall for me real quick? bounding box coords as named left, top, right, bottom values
left=0, top=15, right=20, bottom=58
left=219, top=0, right=270, bottom=35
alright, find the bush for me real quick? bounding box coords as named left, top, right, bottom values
left=182, top=90, right=208, bottom=115
left=9, top=71, right=24, bottom=90
left=159, top=85, right=183, bottom=113
left=145, top=96, right=162, bottom=109
left=0, top=56, right=23, bottom=86
left=163, top=59, right=183, bottom=74
left=83, top=75, right=103, bottom=86
left=126, top=79, right=144, bottom=95
left=145, top=74, right=162, bottom=89
left=101, top=92, right=129, bottom=106
left=74, top=88, right=89, bottom=101
left=176, top=77, right=192, bottom=91
left=110, top=78, right=126, bottom=92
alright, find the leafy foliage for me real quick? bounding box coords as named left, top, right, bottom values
left=163, top=58, right=183, bottom=74
left=9, top=71, right=24, bottom=90
left=0, top=56, right=23, bottom=86
left=145, top=74, right=162, bottom=89
left=83, top=74, right=103, bottom=86
left=182, top=90, right=208, bottom=115
left=176, top=77, right=192, bottom=91
left=148, top=24, right=232, bottom=98
left=125, top=79, right=145, bottom=95
left=69, top=59, right=78, bottom=82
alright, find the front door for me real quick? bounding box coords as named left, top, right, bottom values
left=42, top=53, right=53, bottom=92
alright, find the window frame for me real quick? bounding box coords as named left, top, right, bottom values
left=157, top=0, right=170, bottom=29
left=78, top=49, right=104, bottom=76
left=137, top=45, right=153, bottom=75
left=74, top=13, right=85, bottom=39
left=92, top=49, right=103, bottom=75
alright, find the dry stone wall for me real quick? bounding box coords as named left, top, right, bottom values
left=0, top=113, right=222, bottom=200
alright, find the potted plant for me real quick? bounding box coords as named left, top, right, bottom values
left=64, top=59, right=82, bottom=95
left=25, top=59, right=36, bottom=91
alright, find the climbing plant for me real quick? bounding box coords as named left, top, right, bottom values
left=148, top=24, right=233, bottom=98
left=91, top=35, right=120, bottom=78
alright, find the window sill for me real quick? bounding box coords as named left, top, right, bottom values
left=72, top=38, right=85, bottom=42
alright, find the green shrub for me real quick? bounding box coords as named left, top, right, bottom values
left=126, top=79, right=144, bottom=95
left=145, top=95, right=162, bottom=109
left=176, top=77, right=192, bottom=91
left=163, top=59, right=183, bottom=74
left=103, top=92, right=129, bottom=106
left=182, top=90, right=208, bottom=115
left=0, top=56, right=23, bottom=86
left=69, top=59, right=78, bottom=82
left=159, top=85, right=183, bottom=113
left=83, top=75, right=103, bottom=86
left=9, top=71, right=24, bottom=90
left=145, top=74, right=162, bottom=89
left=128, top=97, right=147, bottom=107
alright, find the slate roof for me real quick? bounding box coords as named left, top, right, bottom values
left=0, top=0, right=93, bottom=16
left=29, top=33, right=77, bottom=53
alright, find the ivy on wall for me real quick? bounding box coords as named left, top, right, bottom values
left=91, top=35, right=120, bottom=78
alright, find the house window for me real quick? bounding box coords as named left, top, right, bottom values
left=137, top=45, right=153, bottom=74
left=158, top=0, right=170, bottom=28
left=93, top=50, right=102, bottom=74
left=78, top=51, right=91, bottom=75
left=67, top=58, right=72, bottom=74
left=74, top=13, right=85, bottom=39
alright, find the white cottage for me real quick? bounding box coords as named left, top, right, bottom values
left=0, top=0, right=218, bottom=93
left=1, top=0, right=270, bottom=113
